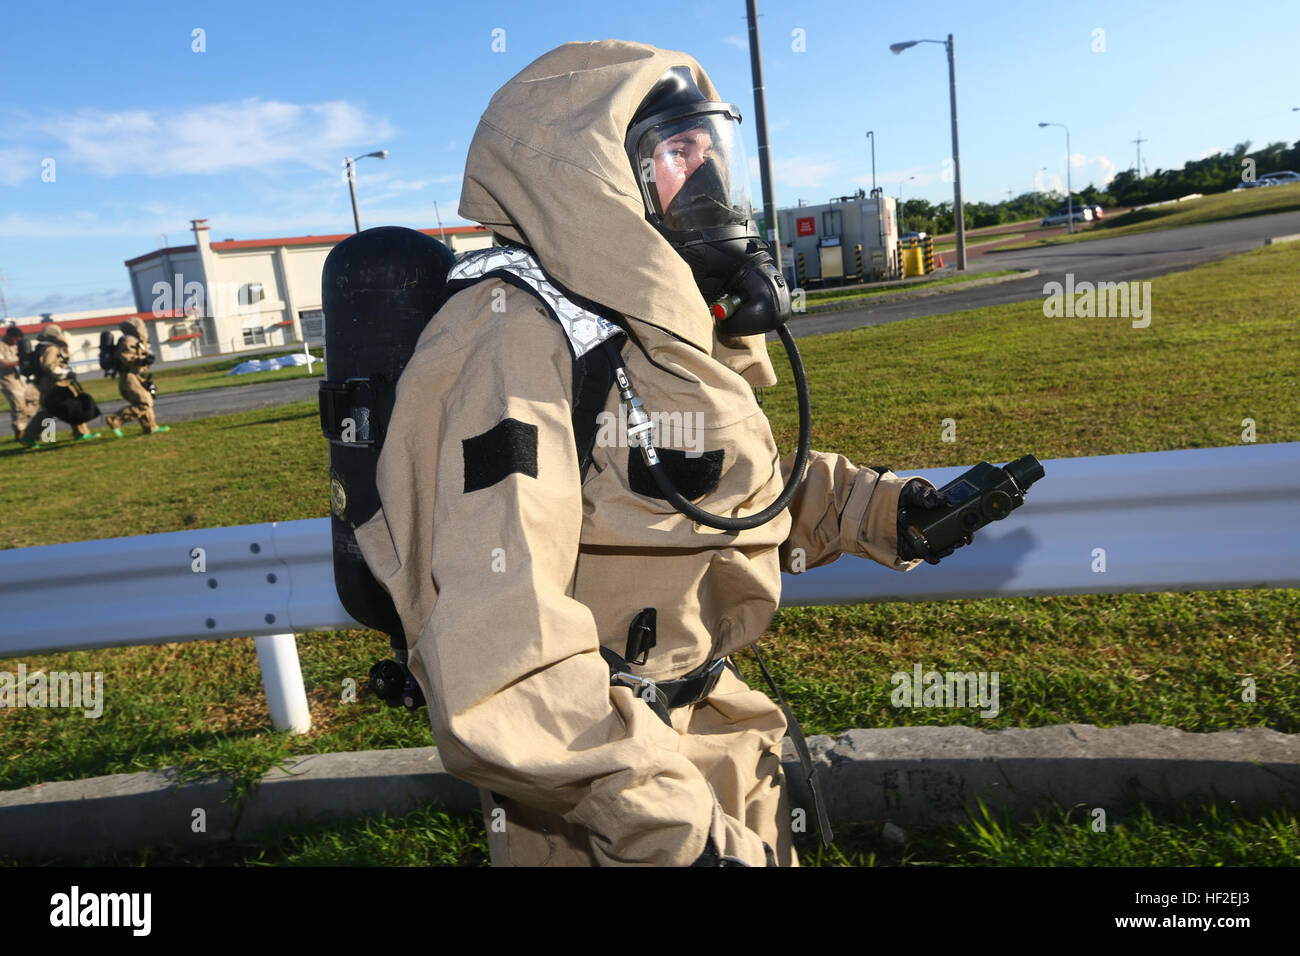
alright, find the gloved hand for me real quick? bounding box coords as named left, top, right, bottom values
left=897, top=478, right=973, bottom=565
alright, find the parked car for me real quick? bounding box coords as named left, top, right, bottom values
left=1258, top=171, right=1300, bottom=186
left=1040, top=205, right=1093, bottom=227
left=1234, top=171, right=1299, bottom=190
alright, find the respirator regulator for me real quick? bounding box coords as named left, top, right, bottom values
left=617, top=67, right=810, bottom=532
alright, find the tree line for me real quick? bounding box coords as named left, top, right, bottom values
left=897, top=139, right=1300, bottom=236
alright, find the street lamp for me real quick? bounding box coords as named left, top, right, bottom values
left=865, top=130, right=878, bottom=195
left=898, top=175, right=915, bottom=233
left=1038, top=123, right=1072, bottom=233
left=890, top=34, right=966, bottom=269
left=344, top=149, right=389, bottom=232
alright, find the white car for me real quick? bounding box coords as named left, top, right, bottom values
left=1040, top=206, right=1094, bottom=227
left=1235, top=170, right=1300, bottom=190
left=1258, top=171, right=1300, bottom=186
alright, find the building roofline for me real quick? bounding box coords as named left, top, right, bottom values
left=12, top=311, right=181, bottom=335
left=124, top=245, right=199, bottom=268
left=124, top=225, right=490, bottom=266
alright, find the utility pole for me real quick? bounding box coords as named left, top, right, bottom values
left=1130, top=133, right=1146, bottom=175
left=746, top=0, right=781, bottom=269
left=434, top=200, right=448, bottom=245
left=866, top=130, right=877, bottom=194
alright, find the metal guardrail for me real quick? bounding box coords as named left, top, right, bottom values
left=2, top=443, right=1297, bottom=730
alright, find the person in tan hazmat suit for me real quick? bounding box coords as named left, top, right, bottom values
left=1, top=325, right=40, bottom=440
left=355, top=40, right=967, bottom=866
left=105, top=316, right=169, bottom=436
left=19, top=324, right=100, bottom=446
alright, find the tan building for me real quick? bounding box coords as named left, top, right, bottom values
left=121, top=219, right=494, bottom=360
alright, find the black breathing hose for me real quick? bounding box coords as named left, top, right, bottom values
left=607, top=322, right=812, bottom=532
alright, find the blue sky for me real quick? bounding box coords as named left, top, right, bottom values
left=2, top=0, right=1296, bottom=315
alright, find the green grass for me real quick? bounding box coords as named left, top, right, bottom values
left=6, top=798, right=1294, bottom=867
left=1, top=242, right=1297, bottom=865
left=933, top=233, right=1024, bottom=253
left=994, top=182, right=1300, bottom=250
left=803, top=269, right=1020, bottom=307
left=80, top=345, right=322, bottom=404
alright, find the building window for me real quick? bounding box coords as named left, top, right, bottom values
left=241, top=319, right=267, bottom=347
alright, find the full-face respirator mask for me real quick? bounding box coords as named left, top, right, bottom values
left=609, top=67, right=811, bottom=532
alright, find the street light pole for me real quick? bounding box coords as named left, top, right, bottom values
left=945, top=34, right=966, bottom=269
left=866, top=130, right=877, bottom=194
left=344, top=149, right=389, bottom=232
left=1038, top=123, right=1072, bottom=233
left=746, top=0, right=781, bottom=269
left=889, top=35, right=966, bottom=269
left=898, top=176, right=914, bottom=233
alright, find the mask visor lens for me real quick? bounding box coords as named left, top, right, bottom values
left=636, top=113, right=752, bottom=232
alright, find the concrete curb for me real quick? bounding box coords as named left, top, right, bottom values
left=802, top=269, right=1039, bottom=315
left=2, top=723, right=1297, bottom=859
left=1264, top=233, right=1300, bottom=246
left=796, top=724, right=1300, bottom=827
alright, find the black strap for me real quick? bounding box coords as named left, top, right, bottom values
left=573, top=333, right=624, bottom=480
left=749, top=644, right=835, bottom=848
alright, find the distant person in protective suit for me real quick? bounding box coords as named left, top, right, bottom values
left=19, top=323, right=100, bottom=447
left=355, top=41, right=966, bottom=866
left=105, top=317, right=169, bottom=436
left=1, top=324, right=40, bottom=439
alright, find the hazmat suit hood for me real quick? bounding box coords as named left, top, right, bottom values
left=120, top=317, right=147, bottom=341
left=37, top=324, right=68, bottom=348
left=458, top=40, right=777, bottom=386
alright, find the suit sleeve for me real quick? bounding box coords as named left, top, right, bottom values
left=39, top=347, right=70, bottom=380
left=778, top=449, right=934, bottom=573
left=365, top=288, right=768, bottom=866
left=118, top=337, right=152, bottom=371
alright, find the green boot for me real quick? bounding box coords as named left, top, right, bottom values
left=152, top=425, right=171, bottom=434
left=75, top=432, right=101, bottom=441
left=17, top=438, right=46, bottom=451
left=112, top=427, right=124, bottom=438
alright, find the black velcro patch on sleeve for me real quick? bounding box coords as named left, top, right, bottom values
left=628, top=447, right=725, bottom=502
left=463, top=417, right=539, bottom=493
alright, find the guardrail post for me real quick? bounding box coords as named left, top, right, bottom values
left=254, top=633, right=311, bottom=733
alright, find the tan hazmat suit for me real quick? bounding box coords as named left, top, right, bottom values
left=356, top=40, right=933, bottom=866
left=0, top=336, right=40, bottom=438
left=105, top=317, right=158, bottom=433
left=20, top=324, right=93, bottom=440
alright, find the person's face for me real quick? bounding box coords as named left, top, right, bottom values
left=652, top=127, right=714, bottom=214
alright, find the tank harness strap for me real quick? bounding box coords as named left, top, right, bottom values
left=748, top=644, right=834, bottom=848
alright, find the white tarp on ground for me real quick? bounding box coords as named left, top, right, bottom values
left=227, top=354, right=314, bottom=376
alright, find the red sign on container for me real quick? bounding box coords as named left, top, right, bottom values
left=796, top=216, right=816, bottom=236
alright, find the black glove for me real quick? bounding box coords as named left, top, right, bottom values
left=897, top=478, right=973, bottom=565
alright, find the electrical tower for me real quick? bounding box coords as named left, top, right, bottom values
left=1131, top=133, right=1147, bottom=176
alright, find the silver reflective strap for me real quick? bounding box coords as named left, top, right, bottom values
left=447, top=248, right=622, bottom=357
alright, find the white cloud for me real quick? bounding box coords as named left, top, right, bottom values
left=38, top=99, right=396, bottom=177
left=0, top=148, right=44, bottom=186
left=7, top=289, right=134, bottom=318
left=773, top=155, right=842, bottom=190
left=1070, top=152, right=1117, bottom=185
left=722, top=34, right=748, bottom=52
left=1033, top=168, right=1064, bottom=195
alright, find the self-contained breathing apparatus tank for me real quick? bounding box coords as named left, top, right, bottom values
left=319, top=226, right=456, bottom=710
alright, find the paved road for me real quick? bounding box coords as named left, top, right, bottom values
left=34, top=377, right=320, bottom=436
left=34, top=209, right=1296, bottom=435
left=790, top=209, right=1300, bottom=338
